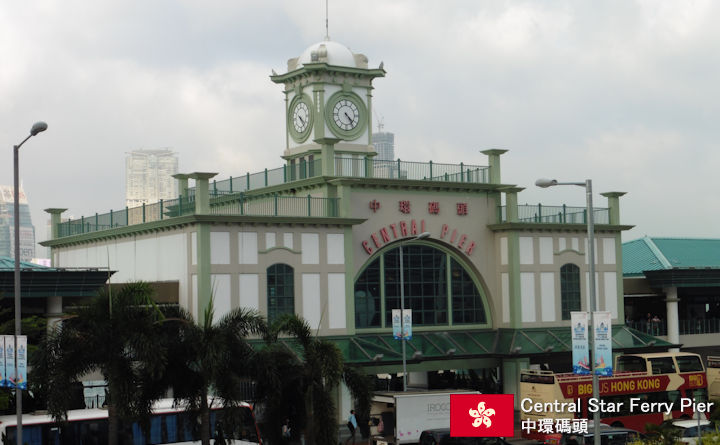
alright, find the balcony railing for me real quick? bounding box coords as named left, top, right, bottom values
left=497, top=204, right=610, bottom=224
left=55, top=157, right=488, bottom=238
left=211, top=195, right=338, bottom=218
left=57, top=195, right=339, bottom=237
left=627, top=319, right=720, bottom=336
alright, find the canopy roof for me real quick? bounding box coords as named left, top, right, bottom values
left=255, top=326, right=674, bottom=367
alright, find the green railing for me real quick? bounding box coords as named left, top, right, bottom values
left=209, top=159, right=322, bottom=194
left=56, top=157, right=487, bottom=238
left=333, top=156, right=489, bottom=182
left=57, top=196, right=196, bottom=238
left=497, top=204, right=611, bottom=224
left=211, top=194, right=338, bottom=218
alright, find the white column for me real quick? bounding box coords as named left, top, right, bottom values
left=666, top=286, right=680, bottom=352
left=46, top=295, right=63, bottom=331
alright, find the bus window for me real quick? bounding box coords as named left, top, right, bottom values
left=676, top=356, right=704, bottom=372
left=616, top=356, right=647, bottom=373
left=649, top=357, right=676, bottom=374
left=686, top=388, right=708, bottom=404
left=6, top=426, right=43, bottom=445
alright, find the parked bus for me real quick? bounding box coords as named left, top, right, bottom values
left=0, top=398, right=262, bottom=445
left=707, top=356, right=720, bottom=399
left=520, top=352, right=708, bottom=443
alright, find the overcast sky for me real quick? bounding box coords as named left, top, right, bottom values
left=2, top=0, right=719, bottom=251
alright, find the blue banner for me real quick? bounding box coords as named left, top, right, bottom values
left=594, top=311, right=613, bottom=376
left=571, top=312, right=590, bottom=375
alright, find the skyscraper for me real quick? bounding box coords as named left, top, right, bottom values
left=0, top=186, right=35, bottom=262
left=372, top=130, right=395, bottom=161
left=125, top=149, right=179, bottom=207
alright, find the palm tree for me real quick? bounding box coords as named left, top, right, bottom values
left=155, top=299, right=266, bottom=445
left=268, top=314, right=374, bottom=445
left=33, top=282, right=165, bottom=445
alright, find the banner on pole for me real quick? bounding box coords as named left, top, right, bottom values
left=571, top=312, right=590, bottom=375
left=392, top=309, right=413, bottom=340
left=392, top=309, right=402, bottom=340
left=16, top=335, right=27, bottom=390
left=0, top=336, right=6, bottom=387
left=402, top=309, right=412, bottom=340
left=594, top=311, right=613, bottom=376
left=5, top=336, right=15, bottom=388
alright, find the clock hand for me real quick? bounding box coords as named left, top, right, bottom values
left=344, top=112, right=352, bottom=123
left=299, top=116, right=305, bottom=125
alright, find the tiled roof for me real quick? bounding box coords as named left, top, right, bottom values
left=622, top=237, right=720, bottom=276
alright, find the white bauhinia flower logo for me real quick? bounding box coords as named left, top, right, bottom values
left=469, top=401, right=495, bottom=428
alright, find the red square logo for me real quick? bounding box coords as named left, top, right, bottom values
left=450, top=394, right=514, bottom=437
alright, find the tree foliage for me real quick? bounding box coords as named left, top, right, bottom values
left=32, top=282, right=165, bottom=445
left=153, top=299, right=266, bottom=445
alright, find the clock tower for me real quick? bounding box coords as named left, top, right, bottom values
left=271, top=39, right=385, bottom=175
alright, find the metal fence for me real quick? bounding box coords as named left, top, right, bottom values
left=333, top=157, right=489, bottom=182
left=627, top=319, right=720, bottom=336
left=211, top=195, right=339, bottom=218
left=497, top=204, right=610, bottom=224
left=56, top=157, right=488, bottom=238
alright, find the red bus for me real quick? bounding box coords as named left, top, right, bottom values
left=520, top=352, right=708, bottom=443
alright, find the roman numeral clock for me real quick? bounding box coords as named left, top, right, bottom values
left=271, top=39, right=385, bottom=164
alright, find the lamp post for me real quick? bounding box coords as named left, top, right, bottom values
left=535, top=178, right=599, bottom=445
left=13, top=121, right=48, bottom=445
left=399, top=231, right=431, bottom=391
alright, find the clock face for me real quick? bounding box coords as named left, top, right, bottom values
left=332, top=99, right=360, bottom=131
left=293, top=102, right=310, bottom=133
left=288, top=94, right=313, bottom=143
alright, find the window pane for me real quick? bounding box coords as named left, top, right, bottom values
left=561, top=264, right=581, bottom=320
left=267, top=264, right=294, bottom=323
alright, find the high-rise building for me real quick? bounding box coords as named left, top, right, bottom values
left=125, top=149, right=179, bottom=208
left=0, top=186, right=36, bottom=262
left=372, top=131, right=395, bottom=161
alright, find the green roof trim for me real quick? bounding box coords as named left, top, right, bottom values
left=623, top=237, right=720, bottom=277
left=250, top=326, right=673, bottom=366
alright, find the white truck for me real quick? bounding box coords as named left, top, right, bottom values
left=370, top=390, right=479, bottom=445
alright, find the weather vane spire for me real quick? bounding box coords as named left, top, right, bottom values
left=325, top=0, right=330, bottom=40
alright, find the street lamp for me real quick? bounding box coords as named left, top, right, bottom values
left=399, top=231, right=431, bottom=391
left=536, top=178, right=599, bottom=445
left=13, top=121, right=48, bottom=445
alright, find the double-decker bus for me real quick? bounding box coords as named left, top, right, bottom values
left=0, top=398, right=262, bottom=445
left=707, top=356, right=720, bottom=399
left=520, top=352, right=708, bottom=443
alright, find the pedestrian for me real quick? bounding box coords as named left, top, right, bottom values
left=345, top=409, right=357, bottom=445
left=282, top=417, right=291, bottom=444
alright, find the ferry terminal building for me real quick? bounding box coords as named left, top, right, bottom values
left=41, top=39, right=665, bottom=412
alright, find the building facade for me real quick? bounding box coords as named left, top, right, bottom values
left=125, top=149, right=179, bottom=208
left=42, top=39, right=652, bottom=410
left=623, top=237, right=720, bottom=355
left=0, top=185, right=35, bottom=262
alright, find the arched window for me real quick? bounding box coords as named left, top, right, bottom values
left=354, top=244, right=488, bottom=328
left=561, top=263, right=581, bottom=320
left=267, top=263, right=294, bottom=323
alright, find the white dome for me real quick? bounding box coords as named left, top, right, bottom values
left=297, top=40, right=361, bottom=68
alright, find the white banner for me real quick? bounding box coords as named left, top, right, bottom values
left=0, top=336, right=5, bottom=387
left=593, top=311, right=613, bottom=376
left=5, top=336, right=15, bottom=388
left=571, top=312, right=590, bottom=375
left=17, top=336, right=27, bottom=390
